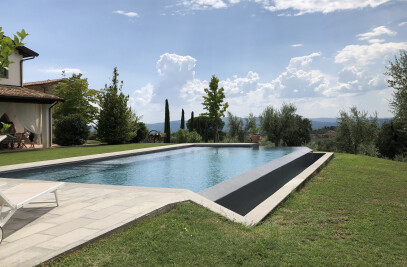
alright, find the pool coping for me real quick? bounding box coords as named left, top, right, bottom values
left=0, top=147, right=333, bottom=266
left=0, top=143, right=258, bottom=174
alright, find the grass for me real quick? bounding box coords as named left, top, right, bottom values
left=45, top=153, right=407, bottom=266
left=0, top=143, right=169, bottom=166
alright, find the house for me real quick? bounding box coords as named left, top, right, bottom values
left=24, top=78, right=66, bottom=94
left=0, top=45, right=64, bottom=148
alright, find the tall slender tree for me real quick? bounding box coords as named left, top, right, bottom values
left=164, top=99, right=171, bottom=143
left=189, top=111, right=194, bottom=132
left=202, top=75, right=229, bottom=142
left=180, top=109, right=185, bottom=129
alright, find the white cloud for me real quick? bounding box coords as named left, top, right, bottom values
left=399, top=21, right=407, bottom=27
left=258, top=0, right=390, bottom=15
left=272, top=52, right=332, bottom=98
left=113, top=10, right=139, bottom=17
left=180, top=79, right=208, bottom=102
left=132, top=83, right=155, bottom=106
left=181, top=0, right=228, bottom=10
left=178, top=0, right=389, bottom=15
left=357, top=26, right=396, bottom=41
left=335, top=42, right=407, bottom=67
left=291, top=44, right=303, bottom=47
left=42, top=68, right=81, bottom=74
left=368, top=38, right=385, bottom=44
left=220, top=71, right=260, bottom=95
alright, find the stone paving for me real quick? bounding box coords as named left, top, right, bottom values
left=0, top=144, right=333, bottom=267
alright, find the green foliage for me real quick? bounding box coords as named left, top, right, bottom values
left=97, top=67, right=133, bottom=144
left=376, top=120, right=407, bottom=159
left=335, top=106, right=378, bottom=154
left=189, top=111, right=194, bottom=132
left=46, top=154, right=407, bottom=267
left=0, top=122, right=11, bottom=134
left=131, top=122, right=149, bottom=143
left=53, top=73, right=99, bottom=124
left=54, top=114, right=89, bottom=146
left=0, top=143, right=169, bottom=166
left=202, top=75, right=229, bottom=142
left=173, top=129, right=202, bottom=143
left=227, top=112, right=245, bottom=142
left=187, top=115, right=224, bottom=143
left=180, top=109, right=185, bottom=129
left=385, top=50, right=407, bottom=130
left=259, top=103, right=298, bottom=146
left=283, top=117, right=312, bottom=146
left=164, top=99, right=171, bottom=143
left=0, top=27, right=28, bottom=73
left=245, top=113, right=258, bottom=135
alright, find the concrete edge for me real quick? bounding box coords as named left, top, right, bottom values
left=199, top=147, right=312, bottom=201
left=242, top=152, right=334, bottom=226
left=31, top=151, right=333, bottom=265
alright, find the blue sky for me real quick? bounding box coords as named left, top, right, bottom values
left=2, top=0, right=407, bottom=122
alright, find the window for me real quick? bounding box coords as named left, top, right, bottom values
left=0, top=67, right=8, bottom=78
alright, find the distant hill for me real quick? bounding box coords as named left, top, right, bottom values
left=146, top=117, right=393, bottom=132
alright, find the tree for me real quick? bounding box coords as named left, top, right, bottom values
left=202, top=75, right=229, bottom=142
left=259, top=103, right=297, bottom=146
left=164, top=99, right=170, bottom=143
left=283, top=116, right=312, bottom=146
left=180, top=109, right=185, bottom=129
left=376, top=120, right=407, bottom=159
left=97, top=67, right=132, bottom=144
left=189, top=111, right=194, bottom=132
left=227, top=112, right=245, bottom=142
left=54, top=114, right=89, bottom=146
left=245, top=113, right=258, bottom=135
left=187, top=115, right=224, bottom=142
left=0, top=27, right=28, bottom=76
left=53, top=73, right=99, bottom=124
left=386, top=50, right=407, bottom=132
left=130, top=122, right=149, bottom=143
left=335, top=106, right=378, bottom=154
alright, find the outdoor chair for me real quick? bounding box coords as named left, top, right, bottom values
left=0, top=182, right=64, bottom=243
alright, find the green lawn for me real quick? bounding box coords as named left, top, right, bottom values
left=46, top=154, right=407, bottom=266
left=0, top=143, right=169, bottom=166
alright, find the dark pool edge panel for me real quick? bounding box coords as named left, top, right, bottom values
left=199, top=147, right=312, bottom=200
left=0, top=143, right=257, bottom=175
left=199, top=147, right=323, bottom=216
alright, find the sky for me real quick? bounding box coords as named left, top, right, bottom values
left=2, top=0, right=407, bottom=123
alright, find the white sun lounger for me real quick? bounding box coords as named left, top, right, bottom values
left=0, top=182, right=64, bottom=243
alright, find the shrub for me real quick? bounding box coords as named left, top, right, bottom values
left=130, top=122, right=149, bottom=143
left=173, top=129, right=202, bottom=143
left=54, top=115, right=89, bottom=146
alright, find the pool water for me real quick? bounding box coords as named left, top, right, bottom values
left=4, top=147, right=299, bottom=192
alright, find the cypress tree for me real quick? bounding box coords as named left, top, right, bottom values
left=180, top=109, right=185, bottom=129
left=190, top=111, right=194, bottom=132
left=164, top=99, right=171, bottom=143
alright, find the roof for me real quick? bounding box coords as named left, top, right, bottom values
left=16, top=46, right=39, bottom=58
left=24, top=78, right=66, bottom=87
left=0, top=85, right=64, bottom=104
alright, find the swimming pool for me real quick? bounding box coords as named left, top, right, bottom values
left=1, top=146, right=300, bottom=192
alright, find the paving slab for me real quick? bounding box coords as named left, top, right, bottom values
left=0, top=146, right=332, bottom=267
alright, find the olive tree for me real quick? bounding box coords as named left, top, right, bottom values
left=335, top=106, right=378, bottom=154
